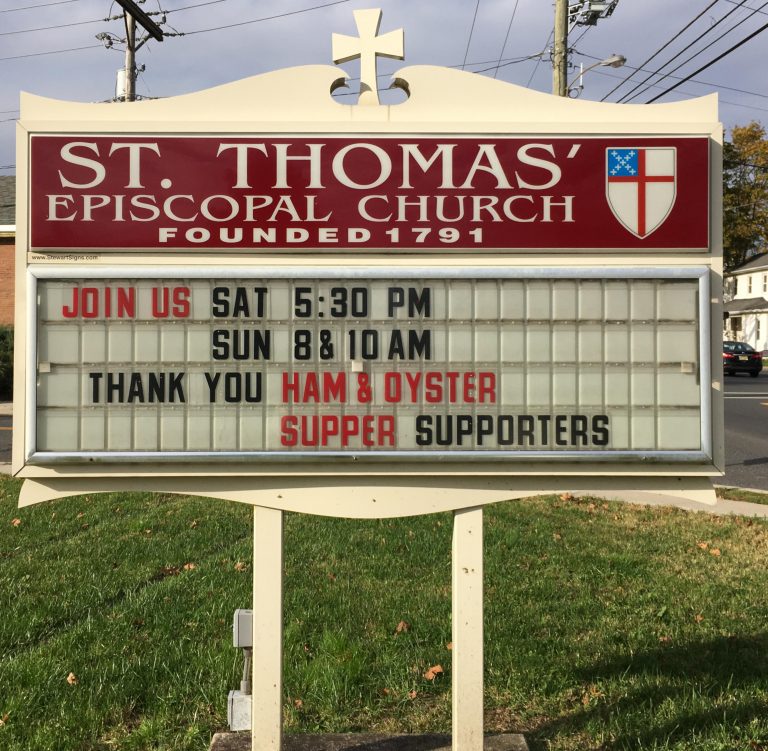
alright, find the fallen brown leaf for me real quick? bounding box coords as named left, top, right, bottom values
left=189, top=520, right=198, bottom=529
left=446, top=642, right=453, bottom=651
left=0, top=713, right=9, bottom=727
left=183, top=563, right=197, bottom=571
left=697, top=541, right=709, bottom=550
left=234, top=561, right=248, bottom=572
left=395, top=620, right=410, bottom=634
left=408, top=690, right=417, bottom=700
left=553, top=532, right=562, bottom=541
left=10, top=518, right=21, bottom=527
left=710, top=548, right=721, bottom=557
left=66, top=672, right=78, bottom=685
left=560, top=493, right=575, bottom=502
left=293, top=699, right=303, bottom=709
left=658, top=635, right=672, bottom=644
left=423, top=664, right=444, bottom=681
left=694, top=614, right=704, bottom=623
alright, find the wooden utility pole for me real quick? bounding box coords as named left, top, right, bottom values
left=123, top=11, right=136, bottom=102
left=553, top=0, right=569, bottom=96
left=114, top=0, right=164, bottom=103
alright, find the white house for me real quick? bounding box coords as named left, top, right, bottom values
left=723, top=252, right=768, bottom=352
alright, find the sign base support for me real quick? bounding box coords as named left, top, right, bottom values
left=250, top=505, right=492, bottom=751
left=252, top=506, right=284, bottom=751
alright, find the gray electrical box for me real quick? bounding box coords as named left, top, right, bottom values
left=233, top=609, right=252, bottom=648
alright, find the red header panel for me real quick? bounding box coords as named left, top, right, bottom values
left=29, top=135, right=710, bottom=252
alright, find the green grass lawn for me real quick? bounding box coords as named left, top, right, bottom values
left=1, top=475, right=767, bottom=751
left=716, top=486, right=768, bottom=506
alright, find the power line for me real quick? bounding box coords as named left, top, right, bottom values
left=169, top=0, right=229, bottom=10
left=646, top=14, right=768, bottom=103
left=526, top=27, right=553, bottom=87
left=617, top=0, right=752, bottom=103
left=600, top=0, right=720, bottom=102
left=625, top=0, right=768, bottom=104
left=492, top=0, right=520, bottom=79
left=1, top=0, right=77, bottom=11
left=578, top=50, right=768, bottom=99
left=721, top=0, right=768, bottom=13
left=0, top=16, right=103, bottom=36
left=177, top=0, right=354, bottom=36
left=587, top=66, right=768, bottom=113
left=473, top=51, right=547, bottom=76
left=461, top=0, right=481, bottom=71
left=0, top=1, right=229, bottom=38
left=0, top=43, right=102, bottom=62
left=0, top=43, right=100, bottom=62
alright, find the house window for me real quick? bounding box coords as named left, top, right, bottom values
left=763, top=273, right=767, bottom=293
left=748, top=276, right=753, bottom=294
left=732, top=316, right=742, bottom=332
left=735, top=278, right=739, bottom=295
left=758, top=319, right=762, bottom=341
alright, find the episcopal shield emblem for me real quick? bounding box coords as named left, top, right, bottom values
left=606, top=147, right=676, bottom=239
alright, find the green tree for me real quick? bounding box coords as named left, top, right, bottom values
left=723, top=121, right=768, bottom=271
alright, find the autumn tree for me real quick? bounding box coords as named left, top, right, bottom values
left=723, top=121, right=768, bottom=271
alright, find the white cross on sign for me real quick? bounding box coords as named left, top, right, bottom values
left=332, top=8, right=404, bottom=105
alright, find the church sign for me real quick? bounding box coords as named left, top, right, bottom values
left=14, top=8, right=723, bottom=497
left=29, top=135, right=708, bottom=251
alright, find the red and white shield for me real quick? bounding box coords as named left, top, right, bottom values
left=606, top=147, right=676, bottom=239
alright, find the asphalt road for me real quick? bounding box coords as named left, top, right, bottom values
left=0, top=382, right=766, bottom=490
left=722, top=370, right=768, bottom=490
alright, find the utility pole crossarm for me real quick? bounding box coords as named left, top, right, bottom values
left=114, top=0, right=164, bottom=41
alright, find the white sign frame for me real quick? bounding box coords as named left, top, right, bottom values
left=26, top=264, right=713, bottom=465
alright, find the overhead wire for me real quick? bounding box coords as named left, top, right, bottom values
left=461, top=0, right=482, bottom=71
left=0, top=17, right=104, bottom=36
left=173, top=0, right=354, bottom=36
left=585, top=65, right=768, bottom=113
left=0, top=44, right=101, bottom=62
left=600, top=0, right=720, bottom=101
left=617, top=0, right=751, bottom=103
left=646, top=14, right=768, bottom=102
left=1, top=0, right=77, bottom=11
left=625, top=0, right=768, bottom=103
left=492, top=0, right=520, bottom=79
left=0, top=0, right=230, bottom=37
left=577, top=49, right=768, bottom=99
left=0, top=0, right=352, bottom=61
left=721, top=0, right=768, bottom=13
left=526, top=27, right=553, bottom=87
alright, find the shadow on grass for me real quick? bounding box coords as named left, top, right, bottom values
left=527, top=633, right=768, bottom=750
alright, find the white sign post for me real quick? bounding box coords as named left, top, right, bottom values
left=14, top=9, right=723, bottom=750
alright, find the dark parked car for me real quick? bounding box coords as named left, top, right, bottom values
left=723, top=340, right=763, bottom=377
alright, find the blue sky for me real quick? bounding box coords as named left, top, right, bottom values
left=1, top=0, right=767, bottom=175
